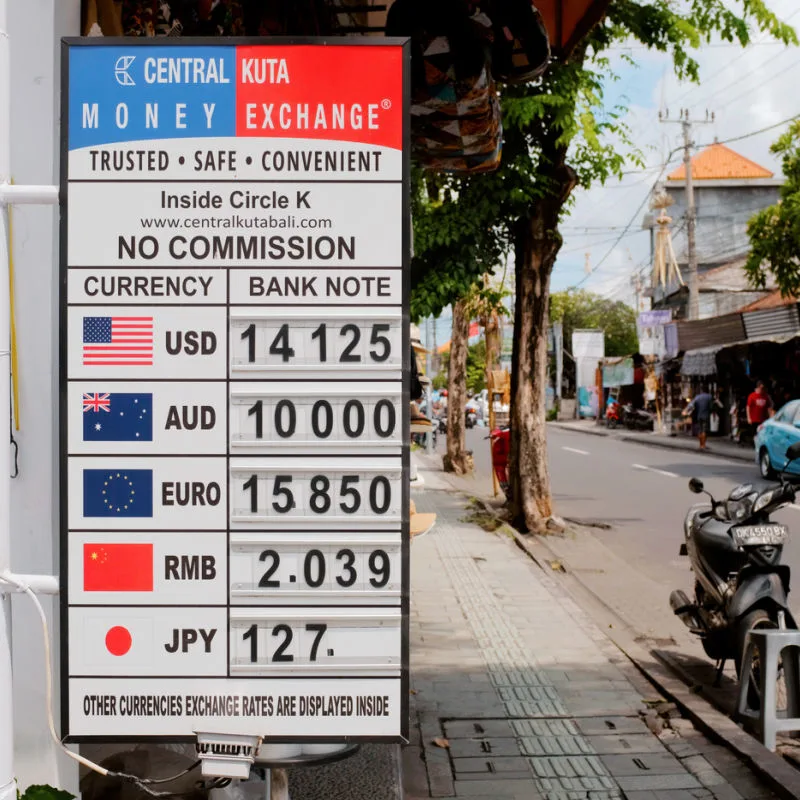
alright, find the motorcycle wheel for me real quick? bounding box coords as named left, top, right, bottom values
left=735, top=609, right=789, bottom=713
left=607, top=418, right=617, bottom=430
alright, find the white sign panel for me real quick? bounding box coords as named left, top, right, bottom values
left=61, top=38, right=409, bottom=742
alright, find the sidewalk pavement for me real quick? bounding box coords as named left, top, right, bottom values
left=404, top=461, right=780, bottom=800
left=550, top=420, right=755, bottom=464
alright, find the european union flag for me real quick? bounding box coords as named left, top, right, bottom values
left=83, top=469, right=153, bottom=518
left=83, top=393, right=153, bottom=442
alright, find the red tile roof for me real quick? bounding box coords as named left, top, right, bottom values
left=668, top=143, right=773, bottom=181
left=738, top=290, right=796, bottom=312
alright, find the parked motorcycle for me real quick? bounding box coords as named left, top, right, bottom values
left=606, top=401, right=621, bottom=429
left=488, top=427, right=510, bottom=498
left=622, top=403, right=655, bottom=431
left=670, top=441, right=800, bottom=705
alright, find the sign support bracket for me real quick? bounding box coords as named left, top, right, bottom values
left=1, top=6, right=60, bottom=796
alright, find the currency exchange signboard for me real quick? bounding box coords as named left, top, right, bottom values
left=60, top=38, right=409, bottom=742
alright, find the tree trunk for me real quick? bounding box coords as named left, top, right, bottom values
left=444, top=298, right=472, bottom=475
left=509, top=166, right=577, bottom=532
left=483, top=310, right=500, bottom=391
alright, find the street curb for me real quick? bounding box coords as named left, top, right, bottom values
left=618, top=434, right=756, bottom=463
left=507, top=525, right=800, bottom=800
left=550, top=422, right=756, bottom=463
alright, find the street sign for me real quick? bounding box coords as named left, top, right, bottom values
left=60, top=38, right=409, bottom=743
left=637, top=310, right=672, bottom=327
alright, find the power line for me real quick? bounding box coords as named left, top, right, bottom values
left=614, top=11, right=800, bottom=175
left=701, top=53, right=800, bottom=113
left=565, top=108, right=800, bottom=290
left=569, top=148, right=683, bottom=289
left=677, top=112, right=800, bottom=159
left=669, top=8, right=800, bottom=108
left=559, top=229, right=645, bottom=254
left=607, top=41, right=787, bottom=53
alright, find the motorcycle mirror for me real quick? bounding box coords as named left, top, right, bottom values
left=787, top=442, right=800, bottom=463
left=689, top=478, right=704, bottom=494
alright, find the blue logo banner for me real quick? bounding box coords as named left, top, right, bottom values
left=69, top=45, right=236, bottom=149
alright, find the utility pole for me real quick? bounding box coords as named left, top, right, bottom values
left=425, top=315, right=433, bottom=454
left=432, top=316, right=437, bottom=374
left=659, top=108, right=714, bottom=321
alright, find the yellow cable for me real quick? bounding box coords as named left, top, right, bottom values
left=8, top=179, right=19, bottom=430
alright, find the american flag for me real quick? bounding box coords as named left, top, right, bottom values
left=83, top=317, right=154, bottom=366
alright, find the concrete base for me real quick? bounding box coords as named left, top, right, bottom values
left=557, top=399, right=577, bottom=420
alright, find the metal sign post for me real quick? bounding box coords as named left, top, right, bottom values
left=60, top=38, right=410, bottom=745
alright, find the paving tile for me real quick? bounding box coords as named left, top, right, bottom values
left=451, top=756, right=532, bottom=774
left=617, top=774, right=703, bottom=792
left=528, top=755, right=610, bottom=780
left=447, top=738, right=521, bottom=758
left=519, top=734, right=595, bottom=757
left=586, top=734, right=667, bottom=755
left=453, top=778, right=543, bottom=796
left=665, top=741, right=700, bottom=759
left=707, top=786, right=744, bottom=800
left=600, top=752, right=687, bottom=777
left=504, top=699, right=568, bottom=717
left=623, top=793, right=698, bottom=800
left=511, top=719, right=581, bottom=737
left=614, top=794, right=659, bottom=800
left=576, top=717, right=650, bottom=737
left=498, top=686, right=562, bottom=703
left=451, top=771, right=534, bottom=782
left=533, top=774, right=619, bottom=793
left=444, top=719, right=514, bottom=738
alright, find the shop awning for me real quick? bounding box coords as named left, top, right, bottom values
left=680, top=331, right=800, bottom=376
left=535, top=0, right=613, bottom=56
left=680, top=345, right=723, bottom=376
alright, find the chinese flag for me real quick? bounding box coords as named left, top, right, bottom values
left=83, top=543, right=153, bottom=591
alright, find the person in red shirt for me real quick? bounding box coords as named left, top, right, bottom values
left=746, top=381, right=774, bottom=432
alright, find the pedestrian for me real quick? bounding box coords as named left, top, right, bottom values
left=683, top=384, right=719, bottom=451
left=746, top=380, right=774, bottom=438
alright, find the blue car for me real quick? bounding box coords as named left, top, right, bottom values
left=755, top=400, right=800, bottom=479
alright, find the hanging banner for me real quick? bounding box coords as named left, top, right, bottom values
left=602, top=358, right=634, bottom=388
left=572, top=330, right=604, bottom=418
left=637, top=310, right=672, bottom=327
left=60, top=38, right=410, bottom=743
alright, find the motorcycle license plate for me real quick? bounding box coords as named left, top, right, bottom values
left=731, top=524, right=788, bottom=547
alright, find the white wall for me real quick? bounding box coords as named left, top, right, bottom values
left=8, top=0, right=80, bottom=793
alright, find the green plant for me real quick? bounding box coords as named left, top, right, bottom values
left=18, top=785, right=75, bottom=800
left=466, top=340, right=487, bottom=394
left=746, top=119, right=800, bottom=295
left=550, top=289, right=638, bottom=358
left=432, top=371, right=448, bottom=390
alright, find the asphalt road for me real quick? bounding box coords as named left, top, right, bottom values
left=454, top=424, right=800, bottom=641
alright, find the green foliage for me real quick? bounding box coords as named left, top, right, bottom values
left=466, top=340, right=487, bottom=393
left=432, top=371, right=448, bottom=390
left=550, top=289, right=638, bottom=357
left=746, top=119, right=800, bottom=295
left=462, top=280, right=512, bottom=322
left=437, top=340, right=488, bottom=393
left=409, top=1, right=796, bottom=320
left=18, top=786, right=74, bottom=800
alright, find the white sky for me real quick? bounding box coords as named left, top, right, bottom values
left=551, top=0, right=800, bottom=307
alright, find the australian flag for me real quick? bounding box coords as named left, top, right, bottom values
left=83, top=393, right=153, bottom=442
left=83, top=469, right=153, bottom=518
